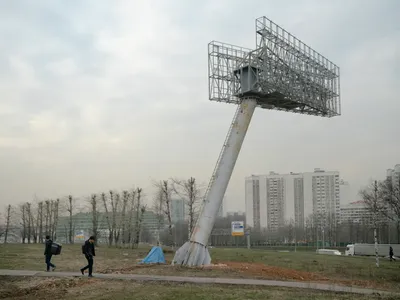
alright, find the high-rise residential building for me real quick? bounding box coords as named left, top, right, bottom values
left=307, top=168, right=341, bottom=226
left=265, top=172, right=285, bottom=232
left=171, top=199, right=185, bottom=223
left=293, top=175, right=305, bottom=228
left=339, top=179, right=352, bottom=205
left=245, top=168, right=340, bottom=231
left=387, top=164, right=400, bottom=186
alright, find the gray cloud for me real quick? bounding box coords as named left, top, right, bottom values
left=0, top=0, right=399, bottom=212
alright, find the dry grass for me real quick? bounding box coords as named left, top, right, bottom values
left=1, top=244, right=400, bottom=292
left=0, top=277, right=398, bottom=300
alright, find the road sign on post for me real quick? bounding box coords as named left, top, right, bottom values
left=231, top=221, right=244, bottom=236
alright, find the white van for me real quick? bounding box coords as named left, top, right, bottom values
left=316, top=249, right=342, bottom=256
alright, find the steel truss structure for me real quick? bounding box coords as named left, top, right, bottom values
left=173, top=16, right=341, bottom=267
left=209, top=16, right=341, bottom=117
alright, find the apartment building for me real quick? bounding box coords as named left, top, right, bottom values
left=387, top=164, right=400, bottom=186
left=245, top=168, right=340, bottom=231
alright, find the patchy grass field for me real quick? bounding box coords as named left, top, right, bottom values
left=0, top=276, right=397, bottom=300
left=0, top=244, right=399, bottom=292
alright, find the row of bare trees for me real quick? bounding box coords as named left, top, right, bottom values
left=0, top=198, right=63, bottom=244
left=96, top=188, right=147, bottom=247
left=18, top=199, right=60, bottom=244
left=152, top=177, right=202, bottom=247
left=1, top=176, right=203, bottom=247
left=0, top=189, right=147, bottom=247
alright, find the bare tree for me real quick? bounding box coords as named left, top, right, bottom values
left=171, top=177, right=201, bottom=238
left=101, top=191, right=120, bottom=246
left=37, top=202, right=44, bottom=242
left=28, top=202, right=39, bottom=243
left=153, top=186, right=164, bottom=245
left=25, top=202, right=32, bottom=243
left=360, top=180, right=386, bottom=267
left=49, top=201, right=55, bottom=238
left=44, top=201, right=48, bottom=236
left=134, top=188, right=143, bottom=248
left=112, top=192, right=120, bottom=245
left=19, top=203, right=27, bottom=243
left=101, top=192, right=113, bottom=246
left=52, top=199, right=60, bottom=241
left=67, top=196, right=74, bottom=244
left=138, top=204, right=147, bottom=242
left=127, top=190, right=137, bottom=246
left=154, top=180, right=173, bottom=246
left=380, top=177, right=400, bottom=243
left=90, top=194, right=99, bottom=241
left=3, top=205, right=12, bottom=243
left=120, top=191, right=129, bottom=245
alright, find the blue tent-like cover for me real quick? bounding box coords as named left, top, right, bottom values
left=140, top=246, right=166, bottom=264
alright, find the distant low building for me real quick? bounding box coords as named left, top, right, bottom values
left=171, top=199, right=185, bottom=224
left=340, top=200, right=373, bottom=225
left=55, top=210, right=164, bottom=244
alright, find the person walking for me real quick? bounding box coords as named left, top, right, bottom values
left=80, top=236, right=96, bottom=277
left=44, top=235, right=56, bottom=272
left=389, top=246, right=394, bottom=261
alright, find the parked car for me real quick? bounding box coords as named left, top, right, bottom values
left=316, top=249, right=342, bottom=256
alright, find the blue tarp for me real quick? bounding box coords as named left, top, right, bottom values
left=140, top=246, right=166, bottom=264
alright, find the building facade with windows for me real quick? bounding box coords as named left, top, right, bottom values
left=340, top=200, right=373, bottom=225
left=245, top=169, right=340, bottom=231
left=171, top=199, right=185, bottom=224
left=387, top=164, right=400, bottom=187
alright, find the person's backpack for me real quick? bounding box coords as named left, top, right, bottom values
left=81, top=243, right=86, bottom=255
left=51, top=242, right=62, bottom=255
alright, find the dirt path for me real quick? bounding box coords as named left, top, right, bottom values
left=0, top=269, right=396, bottom=296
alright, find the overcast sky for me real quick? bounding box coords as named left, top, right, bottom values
left=0, top=0, right=399, bottom=213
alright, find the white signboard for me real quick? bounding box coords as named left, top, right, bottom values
left=231, top=221, right=244, bottom=236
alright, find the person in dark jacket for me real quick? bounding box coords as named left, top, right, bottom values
left=80, top=236, right=96, bottom=277
left=389, top=246, right=394, bottom=261
left=44, top=235, right=56, bottom=272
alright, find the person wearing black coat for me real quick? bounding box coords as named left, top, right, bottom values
left=80, top=236, right=96, bottom=277
left=44, top=235, right=56, bottom=272
left=390, top=246, right=394, bottom=261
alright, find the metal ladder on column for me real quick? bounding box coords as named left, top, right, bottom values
left=202, top=103, right=241, bottom=205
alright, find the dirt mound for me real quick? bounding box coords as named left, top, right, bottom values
left=98, top=263, right=165, bottom=274
left=99, top=261, right=327, bottom=282
left=202, top=263, right=229, bottom=269
left=220, top=262, right=329, bottom=282
left=0, top=278, right=92, bottom=299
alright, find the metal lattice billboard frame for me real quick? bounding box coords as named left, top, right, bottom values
left=208, top=16, right=341, bottom=117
